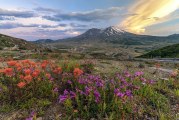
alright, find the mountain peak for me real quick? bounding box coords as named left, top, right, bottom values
left=102, top=26, right=125, bottom=36
left=77, top=26, right=127, bottom=39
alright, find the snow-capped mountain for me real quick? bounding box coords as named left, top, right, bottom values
left=101, top=26, right=125, bottom=36
left=34, top=26, right=179, bottom=46
left=81, top=26, right=126, bottom=37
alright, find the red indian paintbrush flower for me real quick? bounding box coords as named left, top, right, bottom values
left=4, top=68, right=14, bottom=76
left=24, top=69, right=31, bottom=75
left=7, top=61, right=17, bottom=66
left=24, top=75, right=32, bottom=83
left=73, top=68, right=83, bottom=77
left=32, top=70, right=40, bottom=77
left=17, top=82, right=26, bottom=88
left=53, top=67, right=62, bottom=74
left=45, top=73, right=51, bottom=79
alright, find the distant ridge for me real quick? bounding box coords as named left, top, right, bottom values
left=32, top=39, right=55, bottom=44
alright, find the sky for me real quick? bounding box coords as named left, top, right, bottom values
left=0, top=0, right=179, bottom=41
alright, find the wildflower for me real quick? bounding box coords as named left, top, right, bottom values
left=24, top=69, right=31, bottom=75
left=59, top=95, right=68, bottom=103
left=116, top=92, right=125, bottom=98
left=73, top=68, right=83, bottom=77
left=17, top=82, right=26, bottom=88
left=15, top=63, right=21, bottom=67
left=114, top=88, right=119, bottom=94
left=134, top=71, right=144, bottom=77
left=94, top=90, right=100, bottom=103
left=140, top=78, right=147, bottom=84
left=22, top=60, right=30, bottom=65
left=17, top=67, right=22, bottom=71
left=96, top=81, right=104, bottom=87
left=124, top=71, right=131, bottom=77
left=125, top=90, right=132, bottom=97
left=25, top=117, right=33, bottom=120
left=70, top=91, right=76, bottom=98
left=53, top=87, right=58, bottom=92
left=7, top=61, right=17, bottom=66
left=41, top=63, right=47, bottom=69
left=148, top=79, right=155, bottom=84
left=64, top=89, right=69, bottom=95
left=24, top=75, right=32, bottom=83
left=53, top=67, right=62, bottom=74
left=45, top=73, right=51, bottom=79
left=59, top=90, right=69, bottom=103
left=67, top=80, right=72, bottom=84
left=26, top=111, right=36, bottom=120
left=32, top=70, right=40, bottom=77
left=41, top=60, right=48, bottom=69
left=19, top=75, right=24, bottom=80
left=4, top=68, right=13, bottom=76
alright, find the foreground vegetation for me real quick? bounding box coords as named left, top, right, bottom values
left=0, top=59, right=178, bottom=119
left=138, top=43, right=179, bottom=58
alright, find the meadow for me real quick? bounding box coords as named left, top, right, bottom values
left=0, top=52, right=178, bottom=120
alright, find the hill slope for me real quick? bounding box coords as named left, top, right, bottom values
left=0, top=34, right=43, bottom=50
left=138, top=44, right=179, bottom=58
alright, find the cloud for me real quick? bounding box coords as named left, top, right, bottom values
left=121, top=0, right=179, bottom=34
left=43, top=7, right=123, bottom=22
left=70, top=23, right=87, bottom=28
left=0, top=16, right=15, bottom=20
left=0, top=8, right=35, bottom=18
left=0, top=23, right=58, bottom=29
left=34, top=7, right=59, bottom=13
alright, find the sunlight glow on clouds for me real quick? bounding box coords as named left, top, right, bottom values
left=121, top=0, right=179, bottom=34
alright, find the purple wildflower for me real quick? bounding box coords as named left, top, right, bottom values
left=26, top=111, right=36, bottom=120
left=114, top=88, right=119, bottom=94
left=85, top=86, right=92, bottom=95
left=64, top=89, right=69, bottom=95
left=26, top=117, right=33, bottom=120
left=53, top=87, right=58, bottom=92
left=70, top=91, right=76, bottom=98
left=59, top=95, right=68, bottom=103
left=96, top=81, right=104, bottom=87
left=76, top=88, right=86, bottom=95
left=125, top=90, right=132, bottom=97
left=67, top=80, right=72, bottom=84
left=94, top=90, right=100, bottom=103
left=135, top=71, right=144, bottom=77
left=148, top=79, right=155, bottom=84
left=116, top=92, right=125, bottom=98
left=50, top=77, right=54, bottom=81
left=124, top=71, right=131, bottom=77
